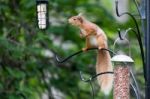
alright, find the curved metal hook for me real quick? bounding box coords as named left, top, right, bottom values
left=55, top=48, right=97, bottom=63
left=124, top=28, right=133, bottom=37
left=116, top=28, right=138, bottom=56
left=79, top=70, right=139, bottom=99
left=55, top=50, right=83, bottom=63
left=115, top=0, right=120, bottom=17
left=115, top=0, right=141, bottom=18
left=115, top=0, right=145, bottom=81
left=113, top=36, right=130, bottom=56
left=80, top=71, right=114, bottom=99
left=80, top=71, right=114, bottom=82
left=117, top=28, right=135, bottom=40
left=117, top=28, right=124, bottom=40
left=123, top=28, right=139, bottom=40
left=115, top=0, right=141, bottom=34
left=55, top=48, right=116, bottom=63
left=122, top=27, right=145, bottom=66
left=80, top=71, right=139, bottom=99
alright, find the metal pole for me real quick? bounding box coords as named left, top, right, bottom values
left=146, top=0, right=150, bottom=98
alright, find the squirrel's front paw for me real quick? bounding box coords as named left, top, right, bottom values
left=85, top=34, right=89, bottom=37
left=82, top=48, right=88, bottom=52
left=98, top=47, right=103, bottom=50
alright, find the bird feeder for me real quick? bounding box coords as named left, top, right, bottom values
left=111, top=35, right=134, bottom=99
left=36, top=0, right=49, bottom=29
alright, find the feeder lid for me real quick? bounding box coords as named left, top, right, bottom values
left=36, top=0, right=48, bottom=4
left=111, top=54, right=134, bottom=63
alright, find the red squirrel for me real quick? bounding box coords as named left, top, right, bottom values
left=68, top=13, right=113, bottom=95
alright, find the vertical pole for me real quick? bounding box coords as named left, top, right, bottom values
left=114, top=65, right=130, bottom=99
left=146, top=0, right=150, bottom=98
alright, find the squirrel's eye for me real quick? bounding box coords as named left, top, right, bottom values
left=73, top=19, right=76, bottom=20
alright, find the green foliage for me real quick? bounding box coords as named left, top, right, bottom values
left=0, top=0, right=144, bottom=99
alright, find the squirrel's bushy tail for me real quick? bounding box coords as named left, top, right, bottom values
left=96, top=50, right=113, bottom=95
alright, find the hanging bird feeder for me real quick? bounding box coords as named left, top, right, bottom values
left=36, top=0, right=49, bottom=29
left=111, top=34, right=134, bottom=99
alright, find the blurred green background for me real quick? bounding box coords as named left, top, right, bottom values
left=0, top=0, right=145, bottom=99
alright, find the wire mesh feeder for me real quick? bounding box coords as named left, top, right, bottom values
left=111, top=55, right=134, bottom=99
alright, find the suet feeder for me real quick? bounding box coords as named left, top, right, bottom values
left=36, top=0, right=49, bottom=29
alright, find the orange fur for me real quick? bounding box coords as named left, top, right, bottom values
left=68, top=14, right=113, bottom=95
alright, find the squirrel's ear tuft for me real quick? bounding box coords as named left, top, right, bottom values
left=78, top=13, right=83, bottom=16
left=77, top=16, right=83, bottom=23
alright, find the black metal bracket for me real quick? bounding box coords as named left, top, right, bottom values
left=80, top=71, right=114, bottom=99
left=55, top=48, right=115, bottom=99
left=117, top=28, right=124, bottom=40
left=55, top=46, right=139, bottom=99
left=115, top=0, right=146, bottom=81
left=55, top=48, right=115, bottom=63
